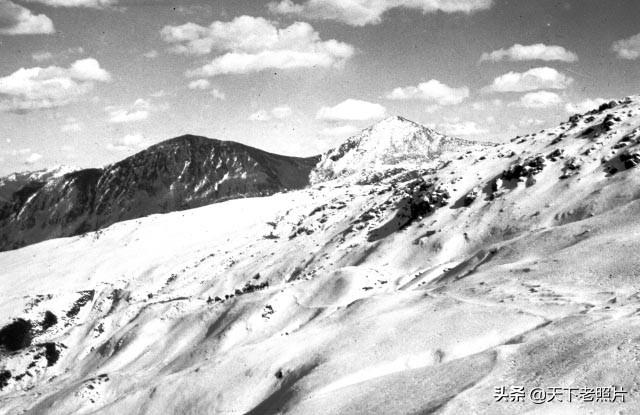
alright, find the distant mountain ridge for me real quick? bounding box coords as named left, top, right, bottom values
left=0, top=134, right=319, bottom=251
left=0, top=165, right=75, bottom=204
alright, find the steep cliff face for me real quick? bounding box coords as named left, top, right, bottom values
left=0, top=135, right=319, bottom=251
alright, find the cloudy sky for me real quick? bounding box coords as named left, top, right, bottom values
left=0, top=0, right=639, bottom=174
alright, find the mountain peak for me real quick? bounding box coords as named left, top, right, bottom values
left=151, top=134, right=221, bottom=150
left=311, top=116, right=482, bottom=183
left=370, top=115, right=427, bottom=132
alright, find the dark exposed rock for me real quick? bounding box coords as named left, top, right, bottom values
left=568, top=114, right=581, bottom=124
left=66, top=290, right=95, bottom=318
left=597, top=101, right=618, bottom=112
left=620, top=150, right=640, bottom=169
left=547, top=149, right=564, bottom=161
left=42, top=311, right=57, bottom=330
left=463, top=187, right=480, bottom=207
left=261, top=305, right=274, bottom=319
left=550, top=134, right=565, bottom=145
left=41, top=342, right=60, bottom=366
left=368, top=178, right=449, bottom=241
left=581, top=114, right=620, bottom=139
left=502, top=156, right=546, bottom=181
left=560, top=157, right=582, bottom=179
left=0, top=318, right=32, bottom=351
left=0, top=370, right=10, bottom=390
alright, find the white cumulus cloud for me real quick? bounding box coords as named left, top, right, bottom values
left=316, top=99, right=386, bottom=122
left=161, top=16, right=354, bottom=77
left=211, top=88, right=226, bottom=100
left=484, top=67, right=573, bottom=93
left=386, top=79, right=469, bottom=105
left=431, top=121, right=488, bottom=136
left=143, top=50, right=159, bottom=59
left=268, top=0, right=493, bottom=26
left=612, top=33, right=640, bottom=60
left=470, top=99, right=503, bottom=110
left=0, top=0, right=54, bottom=35
left=513, top=91, right=563, bottom=109
left=106, top=98, right=152, bottom=123
left=23, top=0, right=116, bottom=7
left=271, top=105, right=292, bottom=119
left=106, top=133, right=148, bottom=152
left=188, top=79, right=210, bottom=90
left=61, top=117, right=82, bottom=132
left=0, top=58, right=110, bottom=113
left=248, top=109, right=271, bottom=122
left=319, top=124, right=359, bottom=136
left=24, top=152, right=43, bottom=164
left=31, top=51, right=53, bottom=61
left=480, top=43, right=578, bottom=62
left=249, top=105, right=293, bottom=121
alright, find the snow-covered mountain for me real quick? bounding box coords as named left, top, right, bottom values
left=0, top=135, right=319, bottom=251
left=2, top=97, right=640, bottom=414
left=311, top=115, right=491, bottom=183
left=0, top=165, right=75, bottom=204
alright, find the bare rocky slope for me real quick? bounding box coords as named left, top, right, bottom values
left=0, top=135, right=319, bottom=251
left=2, top=96, right=640, bottom=414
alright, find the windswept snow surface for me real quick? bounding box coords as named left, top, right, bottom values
left=2, top=97, right=640, bottom=414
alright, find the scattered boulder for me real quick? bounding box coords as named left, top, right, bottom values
left=620, top=150, right=640, bottom=169
left=581, top=114, right=621, bottom=139
left=568, top=114, right=581, bottom=124
left=597, top=101, right=618, bottom=112
left=42, top=311, right=57, bottom=330
left=0, top=370, right=11, bottom=390
left=560, top=157, right=582, bottom=179
left=41, top=342, right=60, bottom=366
left=463, top=187, right=481, bottom=207
left=547, top=148, right=564, bottom=161
left=0, top=318, right=32, bottom=351
left=502, top=155, right=546, bottom=181
left=261, top=305, right=274, bottom=319
left=66, top=290, right=95, bottom=318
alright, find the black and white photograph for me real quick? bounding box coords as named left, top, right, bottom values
left=1, top=0, right=640, bottom=413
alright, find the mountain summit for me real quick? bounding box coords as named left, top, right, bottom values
left=311, top=115, right=490, bottom=183
left=0, top=135, right=319, bottom=251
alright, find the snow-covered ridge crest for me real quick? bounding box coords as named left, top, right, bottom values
left=311, top=115, right=491, bottom=184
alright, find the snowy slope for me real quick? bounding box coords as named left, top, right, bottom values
left=2, top=97, right=640, bottom=414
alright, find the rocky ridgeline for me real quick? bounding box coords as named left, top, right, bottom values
left=0, top=135, right=319, bottom=251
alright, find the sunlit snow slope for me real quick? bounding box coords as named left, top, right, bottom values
left=2, top=97, right=640, bottom=414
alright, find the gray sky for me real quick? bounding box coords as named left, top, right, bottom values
left=0, top=0, right=639, bottom=174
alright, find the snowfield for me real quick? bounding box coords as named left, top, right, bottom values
left=2, top=97, right=640, bottom=414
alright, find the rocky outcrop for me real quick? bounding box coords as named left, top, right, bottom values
left=368, top=178, right=450, bottom=241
